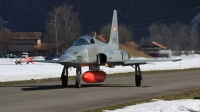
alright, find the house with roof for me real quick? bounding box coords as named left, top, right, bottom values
left=0, top=32, right=53, bottom=57
left=139, top=41, right=172, bottom=58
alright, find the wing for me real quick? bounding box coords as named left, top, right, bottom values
left=106, top=58, right=181, bottom=66
left=124, top=58, right=182, bottom=65
left=32, top=60, right=58, bottom=63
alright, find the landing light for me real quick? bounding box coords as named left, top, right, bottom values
left=105, top=63, right=108, bottom=67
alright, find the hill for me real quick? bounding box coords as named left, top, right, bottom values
left=92, top=33, right=151, bottom=58
left=119, top=44, right=151, bottom=58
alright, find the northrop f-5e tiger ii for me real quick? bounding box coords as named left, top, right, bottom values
left=34, top=10, right=181, bottom=88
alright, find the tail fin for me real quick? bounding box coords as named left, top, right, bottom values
left=30, top=56, right=34, bottom=60
left=25, top=55, right=30, bottom=60
left=108, top=10, right=119, bottom=49
left=26, top=56, right=35, bottom=64
left=25, top=56, right=34, bottom=60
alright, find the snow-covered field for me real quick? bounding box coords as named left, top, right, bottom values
left=0, top=54, right=200, bottom=82
left=1, top=55, right=200, bottom=112
left=104, top=99, right=200, bottom=112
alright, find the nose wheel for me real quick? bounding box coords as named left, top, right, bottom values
left=75, top=67, right=82, bottom=88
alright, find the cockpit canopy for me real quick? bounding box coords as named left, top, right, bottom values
left=73, top=36, right=95, bottom=46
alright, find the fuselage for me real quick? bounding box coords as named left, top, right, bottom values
left=58, top=36, right=130, bottom=67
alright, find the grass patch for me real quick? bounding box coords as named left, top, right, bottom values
left=82, top=88, right=200, bottom=112
left=0, top=76, right=76, bottom=86
left=0, top=68, right=200, bottom=86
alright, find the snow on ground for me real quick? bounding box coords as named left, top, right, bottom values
left=0, top=55, right=200, bottom=112
left=0, top=54, right=200, bottom=82
left=104, top=99, right=200, bottom=112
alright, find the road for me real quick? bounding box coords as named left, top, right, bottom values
left=0, top=70, right=200, bottom=112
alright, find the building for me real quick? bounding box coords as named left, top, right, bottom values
left=139, top=41, right=172, bottom=58
left=33, top=43, right=53, bottom=56
left=0, top=32, right=52, bottom=57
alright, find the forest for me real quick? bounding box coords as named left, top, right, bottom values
left=0, top=0, right=200, bottom=51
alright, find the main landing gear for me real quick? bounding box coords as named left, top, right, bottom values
left=61, top=65, right=142, bottom=88
left=134, top=64, right=142, bottom=87
left=61, top=66, right=68, bottom=87
left=60, top=66, right=82, bottom=88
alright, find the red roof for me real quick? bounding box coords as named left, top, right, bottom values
left=96, top=34, right=110, bottom=43
left=0, top=32, right=42, bottom=40
left=151, top=41, right=167, bottom=49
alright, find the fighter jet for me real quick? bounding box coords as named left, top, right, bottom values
left=34, top=10, right=181, bottom=88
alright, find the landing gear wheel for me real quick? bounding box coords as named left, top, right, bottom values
left=75, top=75, right=81, bottom=88
left=61, top=66, right=68, bottom=87
left=135, top=75, right=141, bottom=87
left=61, top=75, right=68, bottom=87
left=75, top=67, right=82, bottom=88
left=134, top=64, right=142, bottom=87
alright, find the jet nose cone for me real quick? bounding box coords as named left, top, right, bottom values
left=58, top=55, right=73, bottom=64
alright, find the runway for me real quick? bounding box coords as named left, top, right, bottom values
left=0, top=70, right=200, bottom=112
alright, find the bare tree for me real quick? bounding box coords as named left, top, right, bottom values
left=148, top=22, right=162, bottom=43
left=172, top=22, right=198, bottom=51
left=59, top=4, right=81, bottom=48
left=140, top=36, right=149, bottom=45
left=0, top=17, right=4, bottom=31
left=188, top=29, right=199, bottom=50
left=46, top=6, right=60, bottom=57
left=46, top=4, right=81, bottom=57
left=100, top=24, right=111, bottom=35
left=100, top=23, right=132, bottom=44
left=149, top=22, right=174, bottom=47
left=146, top=21, right=199, bottom=51
left=0, top=16, right=7, bottom=31
left=161, top=24, right=172, bottom=46
left=0, top=28, right=12, bottom=57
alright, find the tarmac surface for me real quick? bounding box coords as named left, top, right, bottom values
left=0, top=70, right=200, bottom=112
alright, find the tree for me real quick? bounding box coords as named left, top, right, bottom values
left=145, top=21, right=199, bottom=51
left=46, top=6, right=60, bottom=57
left=188, top=29, right=199, bottom=50
left=140, top=36, right=149, bottom=45
left=100, top=23, right=132, bottom=44
left=0, top=16, right=7, bottom=32
left=46, top=4, right=82, bottom=57
left=148, top=22, right=163, bottom=44
left=0, top=28, right=12, bottom=57
left=59, top=4, right=82, bottom=48
left=0, top=17, right=3, bottom=31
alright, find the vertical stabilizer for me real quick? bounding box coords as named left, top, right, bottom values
left=108, top=10, right=119, bottom=49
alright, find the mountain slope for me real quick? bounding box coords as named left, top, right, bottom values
left=119, top=44, right=151, bottom=58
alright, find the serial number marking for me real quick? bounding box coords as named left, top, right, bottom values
left=77, top=56, right=82, bottom=61
left=112, top=38, right=117, bottom=43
